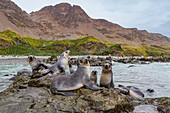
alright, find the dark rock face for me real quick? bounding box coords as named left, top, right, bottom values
left=0, top=0, right=42, bottom=28
left=146, top=97, right=170, bottom=113
left=0, top=38, right=14, bottom=48
left=77, top=42, right=107, bottom=53
left=31, top=3, right=91, bottom=28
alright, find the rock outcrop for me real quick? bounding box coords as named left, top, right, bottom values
left=0, top=65, right=169, bottom=112
left=1, top=71, right=159, bottom=112
left=0, top=72, right=135, bottom=112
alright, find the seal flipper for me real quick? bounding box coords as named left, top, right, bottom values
left=9, top=76, right=17, bottom=81
left=52, top=91, right=75, bottom=96
left=41, top=69, right=53, bottom=76
left=39, top=63, right=49, bottom=69
left=83, top=78, right=102, bottom=90
left=110, top=71, right=114, bottom=88
left=117, top=85, right=129, bottom=95
left=58, top=65, right=65, bottom=73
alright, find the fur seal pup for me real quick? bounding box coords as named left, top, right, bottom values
left=50, top=57, right=102, bottom=96
left=69, top=64, right=75, bottom=74
left=116, top=85, right=129, bottom=95
left=9, top=69, right=32, bottom=81
left=100, top=63, right=114, bottom=88
left=118, top=85, right=144, bottom=99
left=90, top=70, right=97, bottom=84
left=28, top=55, right=49, bottom=75
left=127, top=86, right=144, bottom=99
left=41, top=50, right=70, bottom=75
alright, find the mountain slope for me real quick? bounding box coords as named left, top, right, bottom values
left=31, top=3, right=170, bottom=46
left=0, top=1, right=169, bottom=47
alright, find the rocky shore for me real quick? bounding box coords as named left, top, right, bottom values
left=1, top=55, right=169, bottom=65
left=43, top=55, right=170, bottom=66
left=0, top=55, right=169, bottom=112
left=0, top=72, right=169, bottom=112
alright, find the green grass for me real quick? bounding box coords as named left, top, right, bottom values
left=122, top=46, right=170, bottom=57
left=0, top=30, right=170, bottom=56
left=0, top=45, right=58, bottom=56
left=93, top=44, right=123, bottom=55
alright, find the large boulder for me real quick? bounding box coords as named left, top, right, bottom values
left=0, top=72, right=160, bottom=113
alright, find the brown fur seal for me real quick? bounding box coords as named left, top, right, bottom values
left=90, top=70, right=97, bottom=84
left=50, top=57, right=102, bottom=96
left=100, top=63, right=114, bottom=88
left=118, top=85, right=144, bottom=99
left=41, top=50, right=70, bottom=75
left=127, top=86, right=144, bottom=99
left=28, top=55, right=49, bottom=75
left=9, top=69, right=32, bottom=81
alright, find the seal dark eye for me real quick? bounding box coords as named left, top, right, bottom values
left=85, top=59, right=88, bottom=63
left=66, top=52, right=68, bottom=53
left=30, top=57, right=33, bottom=61
left=105, top=65, right=108, bottom=69
left=80, top=60, right=83, bottom=63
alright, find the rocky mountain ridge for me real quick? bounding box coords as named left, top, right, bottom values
left=0, top=0, right=170, bottom=47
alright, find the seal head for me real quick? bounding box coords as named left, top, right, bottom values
left=90, top=70, right=97, bottom=84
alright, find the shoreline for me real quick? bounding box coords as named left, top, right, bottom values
left=0, top=55, right=50, bottom=60
left=0, top=55, right=169, bottom=59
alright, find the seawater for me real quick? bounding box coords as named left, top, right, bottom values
left=0, top=59, right=169, bottom=98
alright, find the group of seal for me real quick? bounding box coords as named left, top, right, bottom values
left=27, top=50, right=102, bottom=96
left=90, top=63, right=144, bottom=99
left=7, top=50, right=69, bottom=80
left=7, top=50, right=145, bottom=98
left=50, top=57, right=102, bottom=96
left=28, top=50, right=144, bottom=98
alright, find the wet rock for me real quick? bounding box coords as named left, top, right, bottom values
left=4, top=74, right=14, bottom=76
left=0, top=72, right=143, bottom=113
left=127, top=65, right=135, bottom=68
left=0, top=86, right=135, bottom=113
left=1, top=68, right=168, bottom=112
left=28, top=74, right=56, bottom=88
left=133, top=105, right=158, bottom=113
left=146, top=97, right=170, bottom=113
left=43, top=55, right=58, bottom=64
left=9, top=69, right=31, bottom=81
left=43, top=56, right=170, bottom=66
left=146, top=89, right=154, bottom=93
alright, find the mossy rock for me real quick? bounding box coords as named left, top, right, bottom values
left=0, top=87, right=135, bottom=112
left=0, top=71, right=137, bottom=112
left=77, top=41, right=107, bottom=53
left=94, top=44, right=124, bottom=56
left=28, top=74, right=56, bottom=88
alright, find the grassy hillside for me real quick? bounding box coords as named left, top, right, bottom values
left=0, top=30, right=169, bottom=56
